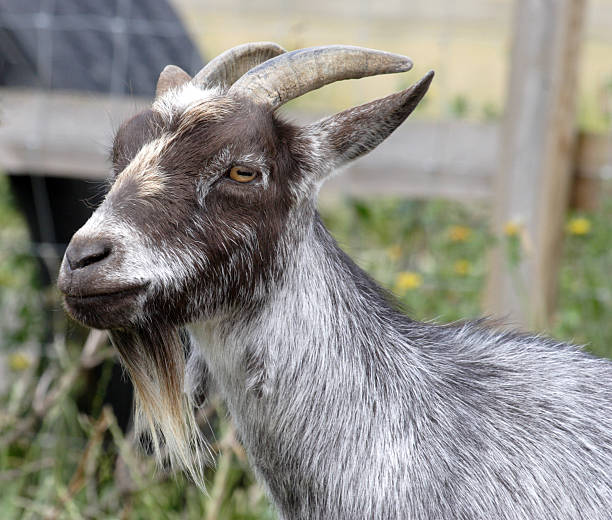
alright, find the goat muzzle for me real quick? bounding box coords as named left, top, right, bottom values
left=58, top=235, right=147, bottom=329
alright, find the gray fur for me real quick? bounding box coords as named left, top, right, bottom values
left=58, top=45, right=612, bottom=520
left=189, top=210, right=612, bottom=519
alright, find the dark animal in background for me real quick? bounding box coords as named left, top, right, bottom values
left=58, top=42, right=612, bottom=519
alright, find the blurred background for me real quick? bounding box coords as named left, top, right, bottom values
left=1, top=0, right=611, bottom=518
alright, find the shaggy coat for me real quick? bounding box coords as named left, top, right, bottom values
left=58, top=45, right=612, bottom=519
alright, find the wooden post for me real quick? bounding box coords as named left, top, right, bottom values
left=484, top=0, right=586, bottom=328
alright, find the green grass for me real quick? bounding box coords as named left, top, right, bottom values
left=0, top=178, right=44, bottom=352
left=1, top=172, right=611, bottom=518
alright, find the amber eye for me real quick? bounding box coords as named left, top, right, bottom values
left=229, top=166, right=257, bottom=183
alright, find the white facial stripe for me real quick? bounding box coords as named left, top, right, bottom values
left=112, top=137, right=169, bottom=200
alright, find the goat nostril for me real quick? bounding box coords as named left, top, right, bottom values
left=66, top=240, right=113, bottom=271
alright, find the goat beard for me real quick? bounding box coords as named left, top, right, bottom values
left=108, top=325, right=210, bottom=488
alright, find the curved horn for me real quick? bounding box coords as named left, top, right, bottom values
left=227, top=45, right=413, bottom=108
left=192, top=42, right=286, bottom=89
left=156, top=65, right=191, bottom=98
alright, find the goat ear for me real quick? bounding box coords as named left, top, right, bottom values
left=302, top=71, right=434, bottom=175
left=156, top=65, right=192, bottom=98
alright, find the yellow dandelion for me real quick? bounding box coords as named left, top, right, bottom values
left=566, top=217, right=591, bottom=236
left=387, top=245, right=402, bottom=262
left=449, top=225, right=471, bottom=242
left=8, top=352, right=31, bottom=372
left=395, top=271, right=423, bottom=291
left=453, top=259, right=471, bottom=276
left=503, top=220, right=521, bottom=237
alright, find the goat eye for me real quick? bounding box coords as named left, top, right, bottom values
left=229, top=166, right=257, bottom=183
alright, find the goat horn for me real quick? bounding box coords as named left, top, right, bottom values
left=192, top=42, right=286, bottom=89
left=227, top=45, right=413, bottom=108
left=156, top=65, right=192, bottom=98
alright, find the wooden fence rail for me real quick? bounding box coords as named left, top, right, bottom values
left=0, top=89, right=608, bottom=204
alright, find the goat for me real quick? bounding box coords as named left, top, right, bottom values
left=58, top=42, right=612, bottom=519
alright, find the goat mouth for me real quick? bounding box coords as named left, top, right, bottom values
left=62, top=283, right=149, bottom=329
left=63, top=284, right=148, bottom=302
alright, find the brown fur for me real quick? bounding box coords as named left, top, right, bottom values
left=59, top=71, right=433, bottom=489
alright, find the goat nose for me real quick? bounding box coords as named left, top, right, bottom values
left=65, top=239, right=113, bottom=271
